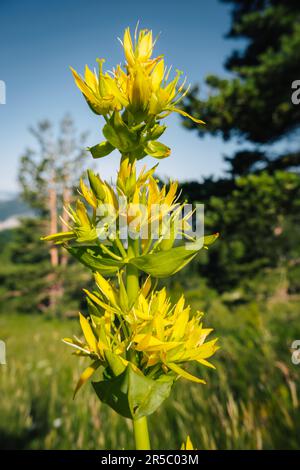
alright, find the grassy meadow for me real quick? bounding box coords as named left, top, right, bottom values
left=1, top=283, right=300, bottom=450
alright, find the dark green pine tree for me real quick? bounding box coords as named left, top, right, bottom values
left=182, top=0, right=300, bottom=176
left=2, top=218, right=51, bottom=313
left=177, top=1, right=300, bottom=293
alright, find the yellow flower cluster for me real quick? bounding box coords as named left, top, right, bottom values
left=71, top=27, right=204, bottom=124
left=63, top=273, right=218, bottom=396
left=42, top=159, right=192, bottom=254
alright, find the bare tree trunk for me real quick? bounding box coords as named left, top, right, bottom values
left=61, top=186, right=71, bottom=267
left=49, top=179, right=59, bottom=267
left=48, top=176, right=61, bottom=314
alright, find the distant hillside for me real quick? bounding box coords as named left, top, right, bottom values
left=0, top=197, right=30, bottom=222
left=0, top=191, right=18, bottom=202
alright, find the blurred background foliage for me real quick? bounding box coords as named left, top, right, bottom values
left=1, top=0, right=300, bottom=450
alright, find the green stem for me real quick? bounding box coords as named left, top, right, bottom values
left=125, top=237, right=151, bottom=449
left=115, top=236, right=127, bottom=258
left=126, top=263, right=139, bottom=304
left=99, top=243, right=122, bottom=260
left=133, top=416, right=151, bottom=450
left=142, top=235, right=153, bottom=255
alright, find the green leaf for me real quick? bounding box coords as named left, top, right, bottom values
left=92, top=364, right=174, bottom=419
left=129, top=234, right=219, bottom=278
left=144, top=140, right=171, bottom=159
left=67, top=245, right=124, bottom=275
left=88, top=141, right=115, bottom=159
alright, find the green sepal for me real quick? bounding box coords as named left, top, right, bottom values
left=67, top=245, right=124, bottom=275
left=144, top=140, right=171, bottom=159
left=92, top=364, right=174, bottom=419
left=74, top=227, right=98, bottom=244
left=129, top=234, right=219, bottom=278
left=149, top=124, right=166, bottom=140
left=88, top=141, right=115, bottom=159
left=87, top=169, right=106, bottom=200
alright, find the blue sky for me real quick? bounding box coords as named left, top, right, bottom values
left=0, top=0, right=240, bottom=192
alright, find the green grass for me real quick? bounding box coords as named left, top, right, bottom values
left=1, top=294, right=300, bottom=449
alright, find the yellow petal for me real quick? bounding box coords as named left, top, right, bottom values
left=76, top=200, right=90, bottom=226
left=94, top=272, right=118, bottom=306
left=185, top=436, right=194, bottom=450
left=80, top=178, right=97, bottom=208
left=129, top=65, right=151, bottom=110
left=79, top=313, right=98, bottom=352
left=62, top=338, right=91, bottom=355
left=133, top=334, right=181, bottom=352
left=167, top=362, right=206, bottom=384
left=170, top=107, right=205, bottom=124
left=70, top=67, right=99, bottom=106
left=73, top=359, right=101, bottom=398
left=164, top=181, right=178, bottom=206
left=41, top=231, right=75, bottom=243
left=84, top=65, right=98, bottom=92
left=141, top=276, right=152, bottom=297
left=193, top=339, right=219, bottom=360
left=123, top=27, right=135, bottom=66
left=137, top=29, right=153, bottom=61
left=181, top=435, right=195, bottom=450
left=151, top=59, right=164, bottom=90
left=83, top=289, right=115, bottom=313
left=171, top=308, right=189, bottom=341
left=196, top=358, right=216, bottom=369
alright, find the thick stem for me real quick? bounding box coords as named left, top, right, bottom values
left=126, top=237, right=151, bottom=449
left=126, top=264, right=139, bottom=304
left=133, top=416, right=151, bottom=450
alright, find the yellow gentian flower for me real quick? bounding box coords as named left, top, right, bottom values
left=123, top=27, right=159, bottom=71
left=121, top=27, right=205, bottom=123
left=63, top=273, right=218, bottom=396
left=71, top=59, right=128, bottom=115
